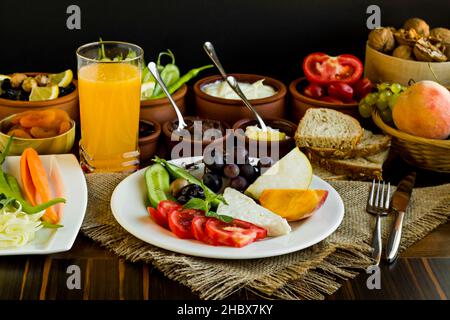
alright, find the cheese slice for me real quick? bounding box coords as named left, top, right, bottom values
left=217, top=188, right=291, bottom=236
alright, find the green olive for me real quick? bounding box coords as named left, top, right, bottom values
left=169, top=178, right=189, bottom=197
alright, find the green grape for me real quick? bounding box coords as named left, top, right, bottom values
left=377, top=83, right=390, bottom=91
left=363, top=92, right=378, bottom=106
left=381, top=108, right=393, bottom=123
left=376, top=91, right=389, bottom=110
left=390, top=83, right=403, bottom=94
left=358, top=102, right=373, bottom=118
left=387, top=93, right=399, bottom=110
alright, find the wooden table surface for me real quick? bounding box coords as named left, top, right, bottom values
left=0, top=157, right=449, bottom=300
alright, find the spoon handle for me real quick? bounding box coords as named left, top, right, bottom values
left=226, top=76, right=268, bottom=131
left=148, top=62, right=186, bottom=130
left=203, top=42, right=227, bottom=79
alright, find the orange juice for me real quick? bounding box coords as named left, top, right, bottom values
left=78, top=63, right=141, bottom=172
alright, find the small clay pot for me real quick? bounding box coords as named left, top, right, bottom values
left=289, top=77, right=359, bottom=122
left=194, top=74, right=287, bottom=126
left=162, top=116, right=232, bottom=159
left=140, top=84, right=187, bottom=126
left=138, top=119, right=161, bottom=164
left=232, top=118, right=297, bottom=159
left=0, top=72, right=79, bottom=122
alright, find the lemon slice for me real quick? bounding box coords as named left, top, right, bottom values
left=29, top=85, right=59, bottom=101
left=48, top=69, right=73, bottom=87
left=141, top=81, right=155, bottom=100
left=0, top=75, right=11, bottom=81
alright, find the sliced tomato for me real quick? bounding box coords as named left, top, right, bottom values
left=192, top=216, right=217, bottom=245
left=205, top=218, right=266, bottom=248
left=148, top=207, right=165, bottom=227
left=303, top=53, right=363, bottom=85
left=168, top=209, right=204, bottom=239
left=152, top=200, right=182, bottom=228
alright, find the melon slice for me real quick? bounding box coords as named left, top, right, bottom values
left=245, top=148, right=312, bottom=200
left=259, top=189, right=328, bottom=221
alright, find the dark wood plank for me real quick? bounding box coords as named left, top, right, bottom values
left=0, top=256, right=27, bottom=300
left=87, top=259, right=119, bottom=300
left=45, top=258, right=86, bottom=300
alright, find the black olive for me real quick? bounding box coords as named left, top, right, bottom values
left=58, top=83, right=75, bottom=97
left=1, top=88, right=22, bottom=100
left=176, top=184, right=205, bottom=204
left=1, top=79, right=12, bottom=90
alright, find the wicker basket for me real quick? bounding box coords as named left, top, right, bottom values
left=372, top=111, right=450, bottom=172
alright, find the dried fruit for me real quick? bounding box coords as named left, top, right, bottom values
left=10, top=73, right=27, bottom=88
left=21, top=77, right=38, bottom=93
left=30, top=127, right=58, bottom=139
left=7, top=128, right=32, bottom=139
left=34, top=74, right=50, bottom=86
left=393, top=45, right=414, bottom=60
left=368, top=27, right=395, bottom=52
left=403, top=17, right=430, bottom=37
left=394, top=28, right=422, bottom=46
left=413, top=38, right=447, bottom=62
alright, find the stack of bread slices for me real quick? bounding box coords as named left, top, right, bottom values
left=295, top=108, right=391, bottom=180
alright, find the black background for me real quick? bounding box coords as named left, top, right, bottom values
left=0, top=0, right=448, bottom=83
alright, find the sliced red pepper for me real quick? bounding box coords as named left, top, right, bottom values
left=303, top=53, right=363, bottom=85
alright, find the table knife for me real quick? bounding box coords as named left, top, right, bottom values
left=386, top=172, right=416, bottom=264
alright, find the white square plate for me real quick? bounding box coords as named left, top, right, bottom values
left=0, top=154, right=87, bottom=255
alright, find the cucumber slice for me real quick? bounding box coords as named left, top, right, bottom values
left=145, top=163, right=173, bottom=208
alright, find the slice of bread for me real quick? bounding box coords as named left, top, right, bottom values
left=308, top=149, right=390, bottom=180
left=308, top=130, right=391, bottom=159
left=295, top=108, right=364, bottom=151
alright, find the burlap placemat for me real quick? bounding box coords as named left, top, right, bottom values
left=81, top=173, right=450, bottom=300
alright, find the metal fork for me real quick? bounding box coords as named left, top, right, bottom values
left=366, top=179, right=391, bottom=266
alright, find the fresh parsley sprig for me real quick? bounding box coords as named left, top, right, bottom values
left=183, top=183, right=233, bottom=223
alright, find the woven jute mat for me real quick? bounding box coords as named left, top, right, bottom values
left=81, top=173, right=450, bottom=300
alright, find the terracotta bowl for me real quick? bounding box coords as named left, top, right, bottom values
left=162, top=116, right=232, bottom=159
left=232, top=117, right=297, bottom=159
left=289, top=77, right=359, bottom=122
left=0, top=114, right=76, bottom=155
left=140, top=84, right=187, bottom=126
left=138, top=119, right=161, bottom=165
left=0, top=72, right=79, bottom=122
left=194, top=74, right=287, bottom=126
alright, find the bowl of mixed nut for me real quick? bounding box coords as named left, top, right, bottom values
left=364, top=17, right=450, bottom=87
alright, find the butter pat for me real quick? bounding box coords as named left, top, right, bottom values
left=245, top=125, right=287, bottom=141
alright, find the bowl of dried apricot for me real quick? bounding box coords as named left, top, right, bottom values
left=0, top=109, right=75, bottom=155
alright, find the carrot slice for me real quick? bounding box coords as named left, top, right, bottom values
left=20, top=149, right=37, bottom=206
left=23, top=148, right=59, bottom=224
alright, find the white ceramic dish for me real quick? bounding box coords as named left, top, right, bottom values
left=111, top=156, right=345, bottom=259
left=0, top=154, right=87, bottom=255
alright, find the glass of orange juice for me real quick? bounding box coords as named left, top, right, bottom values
left=76, top=41, right=143, bottom=173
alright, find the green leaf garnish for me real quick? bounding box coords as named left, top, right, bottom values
left=205, top=211, right=234, bottom=223
left=41, top=222, right=64, bottom=229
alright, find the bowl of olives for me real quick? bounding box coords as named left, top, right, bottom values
left=0, top=72, right=79, bottom=122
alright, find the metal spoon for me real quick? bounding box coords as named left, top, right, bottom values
left=203, top=42, right=268, bottom=131
left=148, top=62, right=187, bottom=131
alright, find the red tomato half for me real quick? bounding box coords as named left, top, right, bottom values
left=192, top=216, right=217, bottom=245
left=168, top=209, right=204, bottom=239
left=303, top=53, right=363, bottom=85
left=205, top=219, right=267, bottom=248
left=152, top=200, right=182, bottom=228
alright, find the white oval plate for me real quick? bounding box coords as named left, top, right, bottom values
left=111, top=157, right=344, bottom=259
left=0, top=154, right=88, bottom=256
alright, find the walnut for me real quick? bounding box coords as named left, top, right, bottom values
left=34, top=74, right=50, bottom=86
left=368, top=27, right=395, bottom=52
left=393, top=45, right=414, bottom=60
left=21, top=77, right=38, bottom=92
left=403, top=17, right=430, bottom=37
left=429, top=27, right=450, bottom=44
left=413, top=38, right=447, bottom=62
left=394, top=28, right=422, bottom=46
left=10, top=73, right=27, bottom=88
